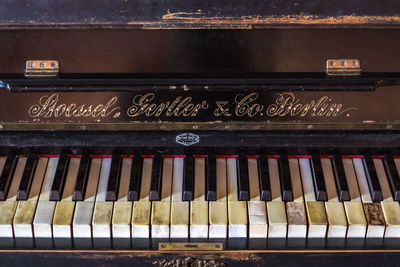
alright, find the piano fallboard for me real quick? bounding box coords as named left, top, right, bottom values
left=0, top=84, right=399, bottom=131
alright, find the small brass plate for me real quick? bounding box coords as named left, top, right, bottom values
left=158, top=242, right=223, bottom=251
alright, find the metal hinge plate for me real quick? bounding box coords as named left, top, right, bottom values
left=158, top=242, right=223, bottom=251
left=25, top=60, right=59, bottom=78
left=326, top=59, right=361, bottom=76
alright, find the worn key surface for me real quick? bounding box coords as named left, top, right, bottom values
left=17, top=153, right=38, bottom=201
left=311, top=153, right=327, bottom=201
left=286, top=158, right=307, bottom=238
left=332, top=155, right=350, bottom=201
left=50, top=153, right=69, bottom=201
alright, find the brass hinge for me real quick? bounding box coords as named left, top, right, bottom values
left=326, top=59, right=361, bottom=76
left=25, top=60, right=59, bottom=78
left=158, top=242, right=223, bottom=251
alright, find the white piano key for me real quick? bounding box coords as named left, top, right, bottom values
left=321, top=158, right=347, bottom=238
left=209, top=158, right=227, bottom=239
left=190, top=157, right=208, bottom=239
left=132, top=157, right=152, bottom=238
left=267, top=157, right=287, bottom=238
left=353, top=158, right=373, bottom=203
left=92, top=158, right=113, bottom=239
left=373, top=158, right=400, bottom=238
left=269, top=158, right=282, bottom=202
left=227, top=158, right=247, bottom=238
left=170, top=157, right=189, bottom=239
left=321, top=158, right=340, bottom=202
left=286, top=158, right=307, bottom=238
left=299, top=158, right=327, bottom=238
left=72, top=158, right=101, bottom=239
left=247, top=158, right=267, bottom=238
left=0, top=156, right=26, bottom=238
left=7, top=156, right=27, bottom=201
left=13, top=157, right=48, bottom=239
left=299, top=158, right=316, bottom=202
left=33, top=157, right=59, bottom=239
left=353, top=158, right=385, bottom=238
left=342, top=158, right=367, bottom=238
left=53, top=157, right=80, bottom=239
left=151, top=158, right=172, bottom=239
left=374, top=158, right=394, bottom=202
left=95, top=157, right=112, bottom=202
left=73, top=201, right=95, bottom=238
left=193, top=157, right=206, bottom=202
left=112, top=158, right=133, bottom=239
left=343, top=158, right=361, bottom=202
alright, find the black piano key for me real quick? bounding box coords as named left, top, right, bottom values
left=183, top=155, right=194, bottom=201
left=331, top=155, right=350, bottom=201
left=149, top=154, right=162, bottom=201
left=206, top=154, right=217, bottom=201
left=73, top=153, right=91, bottom=201
left=383, top=154, right=400, bottom=201
left=106, top=152, right=122, bottom=201
left=50, top=153, right=70, bottom=201
left=17, top=153, right=38, bottom=200
left=310, top=153, right=328, bottom=201
left=238, top=154, right=250, bottom=201
left=128, top=154, right=142, bottom=201
left=278, top=154, right=293, bottom=202
left=363, top=154, right=383, bottom=202
left=259, top=155, right=271, bottom=201
left=0, top=152, right=17, bottom=201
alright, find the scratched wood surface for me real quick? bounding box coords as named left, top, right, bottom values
left=0, top=250, right=400, bottom=267
left=0, top=0, right=399, bottom=28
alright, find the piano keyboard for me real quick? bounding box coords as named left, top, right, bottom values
left=1, top=151, right=400, bottom=249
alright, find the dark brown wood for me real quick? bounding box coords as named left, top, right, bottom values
left=0, top=0, right=399, bottom=28
left=0, top=250, right=400, bottom=267
left=0, top=29, right=400, bottom=74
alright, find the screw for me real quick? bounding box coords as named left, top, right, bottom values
left=329, top=60, right=335, bottom=66
left=215, top=244, right=220, bottom=248
left=160, top=244, right=166, bottom=248
left=40, top=61, right=46, bottom=68
left=51, top=61, right=57, bottom=68
left=28, top=62, right=35, bottom=68
left=353, top=60, right=358, bottom=66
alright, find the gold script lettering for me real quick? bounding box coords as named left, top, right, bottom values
left=266, top=92, right=357, bottom=117
left=127, top=93, right=208, bottom=117
left=28, top=94, right=120, bottom=118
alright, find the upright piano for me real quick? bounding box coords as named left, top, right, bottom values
left=0, top=0, right=400, bottom=266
